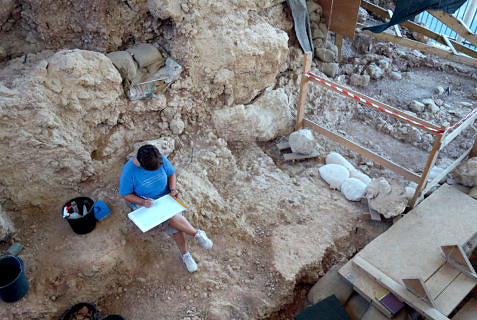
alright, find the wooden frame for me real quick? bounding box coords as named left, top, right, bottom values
left=295, top=52, right=477, bottom=208
left=359, top=1, right=477, bottom=67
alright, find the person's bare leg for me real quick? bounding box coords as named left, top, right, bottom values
left=172, top=231, right=187, bottom=255
left=169, top=214, right=197, bottom=236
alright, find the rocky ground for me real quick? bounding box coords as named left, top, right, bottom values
left=0, top=1, right=476, bottom=319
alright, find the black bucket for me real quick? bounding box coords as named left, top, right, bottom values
left=100, top=315, right=126, bottom=320
left=60, top=302, right=98, bottom=320
left=0, top=255, right=29, bottom=303
left=62, top=197, right=96, bottom=234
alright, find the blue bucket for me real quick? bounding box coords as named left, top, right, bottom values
left=0, top=255, right=29, bottom=303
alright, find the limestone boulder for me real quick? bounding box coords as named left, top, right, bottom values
left=321, top=62, right=339, bottom=78
left=289, top=129, right=316, bottom=154
left=409, top=100, right=425, bottom=113
left=212, top=88, right=293, bottom=142
left=147, top=0, right=184, bottom=22
left=0, top=50, right=125, bottom=208
left=366, top=64, right=384, bottom=80
left=366, top=178, right=407, bottom=218
left=0, top=205, right=16, bottom=242
left=350, top=74, right=370, bottom=87
left=453, top=157, right=477, bottom=187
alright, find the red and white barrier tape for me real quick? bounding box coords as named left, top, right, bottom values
left=303, top=72, right=446, bottom=134
left=445, top=107, right=477, bottom=133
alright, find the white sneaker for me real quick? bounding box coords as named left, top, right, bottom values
left=194, top=230, right=213, bottom=250
left=181, top=252, right=197, bottom=273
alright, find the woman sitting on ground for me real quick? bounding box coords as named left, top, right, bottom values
left=119, top=144, right=212, bottom=273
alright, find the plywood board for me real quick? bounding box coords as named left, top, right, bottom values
left=402, top=278, right=437, bottom=308
left=434, top=273, right=476, bottom=316
left=353, top=256, right=449, bottom=320
left=339, top=260, right=393, bottom=318
left=356, top=184, right=477, bottom=284
left=425, top=263, right=459, bottom=299
left=317, top=0, right=361, bottom=38
left=452, top=297, right=477, bottom=320
left=441, top=245, right=477, bottom=278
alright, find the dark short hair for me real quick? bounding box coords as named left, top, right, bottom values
left=137, top=144, right=162, bottom=171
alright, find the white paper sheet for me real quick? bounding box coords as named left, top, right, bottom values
left=128, top=194, right=187, bottom=232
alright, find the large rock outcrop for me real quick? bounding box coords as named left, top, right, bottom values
left=212, top=88, right=293, bottom=142
left=0, top=50, right=124, bottom=207
left=453, top=157, right=477, bottom=187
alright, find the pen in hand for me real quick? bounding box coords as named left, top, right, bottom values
left=140, top=196, right=154, bottom=208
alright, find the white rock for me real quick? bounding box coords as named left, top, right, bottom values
left=366, top=64, right=384, bottom=80
left=409, top=100, right=425, bottom=113
left=0, top=205, right=16, bottom=242
left=366, top=178, right=407, bottom=218
left=350, top=74, right=370, bottom=87
left=434, top=99, right=443, bottom=106
left=405, top=186, right=416, bottom=201
left=170, top=118, right=185, bottom=135
left=341, top=178, right=367, bottom=201
left=453, top=157, right=477, bottom=187
left=213, top=88, right=293, bottom=142
left=435, top=86, right=445, bottom=95
left=319, top=164, right=350, bottom=189
left=350, top=170, right=371, bottom=185
left=321, top=62, right=339, bottom=78
left=389, top=71, right=402, bottom=80
left=326, top=152, right=356, bottom=173
left=289, top=129, right=316, bottom=154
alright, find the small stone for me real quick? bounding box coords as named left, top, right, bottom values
left=434, top=99, right=443, bottom=106
left=468, top=186, right=477, bottom=199
left=315, top=48, right=336, bottom=63
left=435, top=86, right=445, bottom=95
left=321, top=62, right=338, bottom=78
left=170, top=118, right=185, bottom=135
left=409, top=100, right=425, bottom=113
left=50, top=295, right=57, bottom=301
left=138, top=277, right=146, bottom=283
left=350, top=74, right=370, bottom=87
left=366, top=64, right=384, bottom=80
left=389, top=71, right=402, bottom=80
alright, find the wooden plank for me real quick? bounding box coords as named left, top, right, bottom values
left=295, top=52, right=313, bottom=131
left=360, top=1, right=477, bottom=59
left=357, top=184, right=477, bottom=286
left=402, top=278, right=437, bottom=308
left=338, top=260, right=394, bottom=318
left=306, top=73, right=442, bottom=133
left=428, top=10, right=477, bottom=48
left=353, top=256, right=450, bottom=320
left=425, top=263, right=459, bottom=300
left=409, top=134, right=442, bottom=208
left=356, top=26, right=477, bottom=68
left=441, top=111, right=477, bottom=149
left=303, top=119, right=421, bottom=182
left=335, top=34, right=343, bottom=61
left=441, top=245, right=477, bottom=278
left=452, top=297, right=477, bottom=320
left=434, top=273, right=477, bottom=316
left=317, top=0, right=361, bottom=38
left=442, top=35, right=457, bottom=55
left=283, top=152, right=320, bottom=161
left=470, top=136, right=477, bottom=158
left=421, top=146, right=472, bottom=196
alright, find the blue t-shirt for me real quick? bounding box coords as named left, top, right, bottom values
left=119, top=154, right=176, bottom=200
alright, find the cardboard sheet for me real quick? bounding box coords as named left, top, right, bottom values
left=128, top=194, right=187, bottom=232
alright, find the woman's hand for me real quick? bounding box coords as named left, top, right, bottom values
left=143, top=198, right=154, bottom=208
left=171, top=189, right=179, bottom=198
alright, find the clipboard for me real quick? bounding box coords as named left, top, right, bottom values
left=128, top=194, right=187, bottom=232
